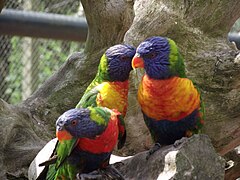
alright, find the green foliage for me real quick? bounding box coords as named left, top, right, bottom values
left=2, top=0, right=84, bottom=104
left=5, top=37, right=84, bottom=104
left=5, top=37, right=23, bottom=104
left=38, top=39, right=81, bottom=84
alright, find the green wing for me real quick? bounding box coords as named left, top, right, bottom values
left=76, top=86, right=99, bottom=108
left=45, top=138, right=78, bottom=180
left=192, top=81, right=205, bottom=134
left=76, top=53, right=110, bottom=109
left=117, top=114, right=126, bottom=149
left=176, top=52, right=187, bottom=78
left=37, top=138, right=78, bottom=180
left=55, top=138, right=78, bottom=168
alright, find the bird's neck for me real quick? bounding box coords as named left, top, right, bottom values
left=77, top=114, right=119, bottom=154
left=109, top=80, right=129, bottom=90
left=97, top=80, right=129, bottom=116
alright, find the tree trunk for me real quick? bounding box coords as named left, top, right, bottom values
left=0, top=0, right=240, bottom=179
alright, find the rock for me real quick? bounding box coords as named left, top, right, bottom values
left=118, top=134, right=225, bottom=180
left=29, top=134, right=225, bottom=180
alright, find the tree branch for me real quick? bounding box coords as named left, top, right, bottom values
left=81, top=0, right=134, bottom=52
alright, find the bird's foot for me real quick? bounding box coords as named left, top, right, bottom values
left=146, top=143, right=161, bottom=160
left=103, top=164, right=125, bottom=180
left=173, top=137, right=188, bottom=148
left=76, top=164, right=125, bottom=180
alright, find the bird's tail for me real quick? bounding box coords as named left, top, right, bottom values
left=36, top=164, right=56, bottom=180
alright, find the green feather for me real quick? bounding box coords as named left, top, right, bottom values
left=117, top=114, right=126, bottom=149
left=55, top=138, right=78, bottom=169
left=96, top=54, right=110, bottom=82
left=76, top=86, right=99, bottom=108
left=195, top=84, right=205, bottom=132
left=42, top=138, right=78, bottom=180
left=168, top=38, right=186, bottom=78
left=46, top=165, right=56, bottom=180
left=89, top=107, right=111, bottom=126
left=85, top=54, right=110, bottom=94
left=76, top=54, right=110, bottom=109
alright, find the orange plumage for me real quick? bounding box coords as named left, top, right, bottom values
left=138, top=75, right=200, bottom=121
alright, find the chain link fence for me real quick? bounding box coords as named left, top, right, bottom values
left=0, top=0, right=85, bottom=104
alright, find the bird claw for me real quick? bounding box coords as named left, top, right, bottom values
left=104, top=164, right=125, bottom=180
left=173, top=137, right=188, bottom=148
left=76, top=164, right=125, bottom=180
left=146, top=143, right=161, bottom=160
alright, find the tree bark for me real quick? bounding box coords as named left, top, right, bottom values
left=1, top=0, right=240, bottom=179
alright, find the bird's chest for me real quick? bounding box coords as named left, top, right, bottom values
left=97, top=82, right=129, bottom=115
left=138, top=79, right=176, bottom=114
left=138, top=76, right=199, bottom=121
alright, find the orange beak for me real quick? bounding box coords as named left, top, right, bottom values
left=132, top=53, right=144, bottom=68
left=56, top=129, right=73, bottom=141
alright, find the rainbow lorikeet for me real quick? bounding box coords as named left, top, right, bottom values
left=76, top=44, right=136, bottom=149
left=76, top=44, right=136, bottom=117
left=132, top=36, right=205, bottom=158
left=37, top=107, right=124, bottom=180
left=37, top=44, right=135, bottom=179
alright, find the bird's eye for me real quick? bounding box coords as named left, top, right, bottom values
left=71, top=120, right=77, bottom=126
left=120, top=56, right=131, bottom=61
left=144, top=52, right=156, bottom=59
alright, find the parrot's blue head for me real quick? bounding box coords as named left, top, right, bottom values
left=105, top=44, right=136, bottom=81
left=56, top=108, right=105, bottom=139
left=132, top=36, right=186, bottom=79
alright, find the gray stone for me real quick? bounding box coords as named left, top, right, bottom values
left=118, top=134, right=225, bottom=180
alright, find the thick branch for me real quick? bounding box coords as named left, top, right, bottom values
left=81, top=0, right=134, bottom=52
left=125, top=0, right=240, bottom=46
left=182, top=0, right=240, bottom=36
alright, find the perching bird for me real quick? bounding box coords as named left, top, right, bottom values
left=76, top=44, right=136, bottom=118
left=132, top=36, right=205, bottom=158
left=37, top=45, right=135, bottom=179
left=76, top=44, right=136, bottom=149
left=37, top=107, right=125, bottom=180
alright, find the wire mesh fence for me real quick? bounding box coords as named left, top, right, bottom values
left=2, top=1, right=240, bottom=105
left=0, top=0, right=85, bottom=104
